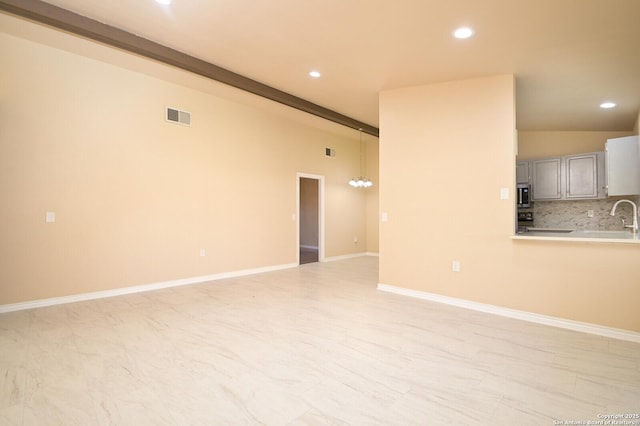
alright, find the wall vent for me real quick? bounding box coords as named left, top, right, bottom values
left=325, top=148, right=336, bottom=157
left=166, top=107, right=191, bottom=126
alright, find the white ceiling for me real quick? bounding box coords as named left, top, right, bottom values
left=39, top=0, right=640, bottom=131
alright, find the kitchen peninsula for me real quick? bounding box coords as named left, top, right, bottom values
left=513, top=229, right=640, bottom=244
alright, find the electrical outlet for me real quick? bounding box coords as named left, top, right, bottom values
left=452, top=260, right=461, bottom=272
left=45, top=211, right=56, bottom=223
left=199, top=248, right=206, bottom=257
left=587, top=210, right=594, bottom=218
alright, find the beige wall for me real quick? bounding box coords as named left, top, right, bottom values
left=0, top=15, right=378, bottom=305
left=517, top=131, right=634, bottom=159
left=380, top=75, right=640, bottom=333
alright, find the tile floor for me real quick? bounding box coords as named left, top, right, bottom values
left=1, top=256, right=639, bottom=425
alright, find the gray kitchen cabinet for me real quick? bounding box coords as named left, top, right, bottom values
left=530, top=152, right=605, bottom=201
left=606, top=135, right=640, bottom=196
left=532, top=158, right=562, bottom=200
left=565, top=153, right=600, bottom=199
left=516, top=161, right=531, bottom=184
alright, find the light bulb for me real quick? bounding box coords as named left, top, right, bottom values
left=453, top=27, right=474, bottom=39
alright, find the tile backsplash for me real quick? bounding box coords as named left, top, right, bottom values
left=526, top=196, right=640, bottom=230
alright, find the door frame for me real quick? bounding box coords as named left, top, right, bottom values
left=296, top=172, right=325, bottom=264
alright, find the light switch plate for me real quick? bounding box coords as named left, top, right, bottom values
left=381, top=212, right=388, bottom=222
left=45, top=211, right=56, bottom=223
left=500, top=187, right=509, bottom=200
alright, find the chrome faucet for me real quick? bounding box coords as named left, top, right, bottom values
left=609, top=199, right=638, bottom=233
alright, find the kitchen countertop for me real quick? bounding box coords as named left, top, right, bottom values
left=513, top=229, right=640, bottom=244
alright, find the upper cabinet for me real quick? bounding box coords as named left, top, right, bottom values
left=606, top=136, right=640, bottom=196
left=516, top=161, right=531, bottom=184
left=566, top=153, right=602, bottom=199
left=528, top=152, right=605, bottom=201
left=532, top=158, right=562, bottom=200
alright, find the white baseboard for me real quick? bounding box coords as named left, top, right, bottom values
left=377, top=283, right=640, bottom=344
left=322, top=252, right=370, bottom=262
left=0, top=262, right=298, bottom=314
left=322, top=252, right=378, bottom=262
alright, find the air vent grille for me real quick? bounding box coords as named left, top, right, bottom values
left=166, top=107, right=191, bottom=126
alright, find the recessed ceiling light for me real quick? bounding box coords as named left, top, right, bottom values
left=453, top=27, right=474, bottom=39
left=600, top=102, right=616, bottom=109
left=309, top=70, right=321, bottom=78
left=155, top=0, right=171, bottom=5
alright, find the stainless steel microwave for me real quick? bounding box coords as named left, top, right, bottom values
left=517, top=184, right=531, bottom=208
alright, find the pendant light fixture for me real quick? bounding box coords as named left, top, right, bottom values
left=349, top=128, right=373, bottom=188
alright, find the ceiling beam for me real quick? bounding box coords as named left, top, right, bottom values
left=0, top=0, right=380, bottom=137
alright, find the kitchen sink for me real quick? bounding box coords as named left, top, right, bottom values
left=526, top=227, right=574, bottom=233
left=573, top=230, right=635, bottom=239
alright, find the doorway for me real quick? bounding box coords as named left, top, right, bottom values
left=297, top=173, right=324, bottom=264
